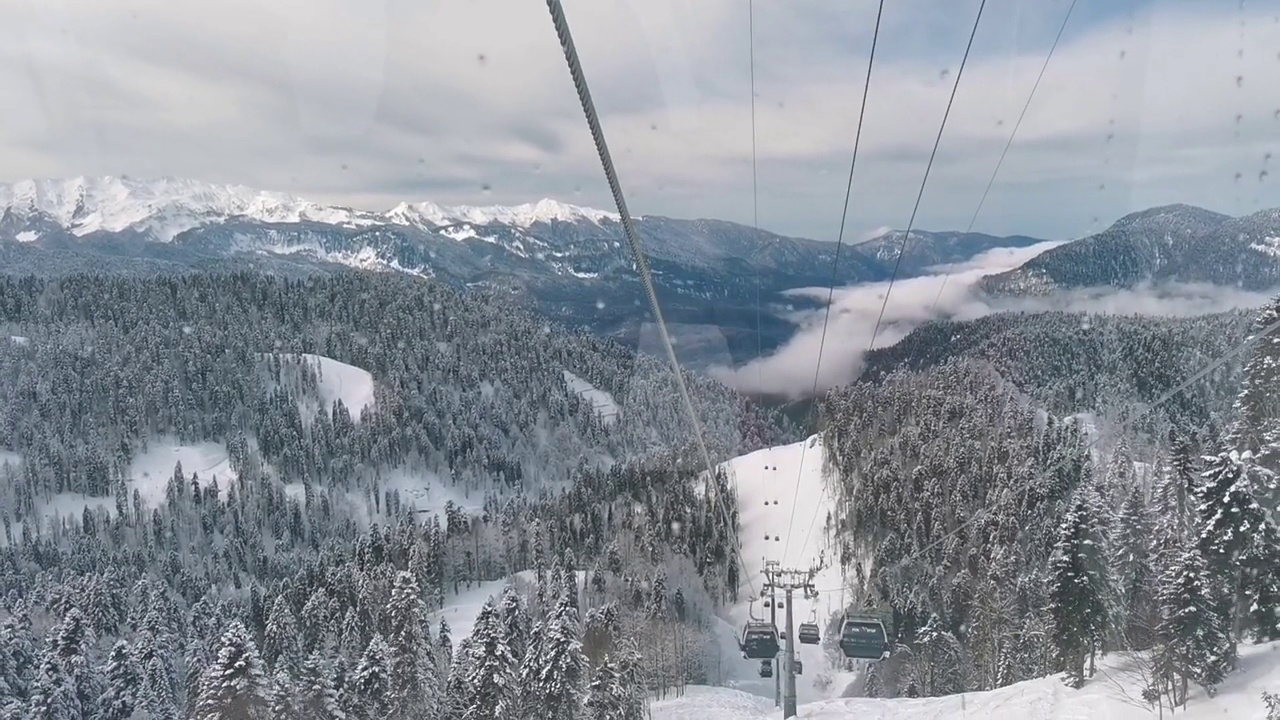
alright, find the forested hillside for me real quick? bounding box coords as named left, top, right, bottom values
left=819, top=298, right=1280, bottom=705
left=0, top=270, right=787, bottom=718
left=860, top=310, right=1253, bottom=432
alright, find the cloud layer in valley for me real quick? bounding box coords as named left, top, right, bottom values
left=712, top=241, right=1278, bottom=398
left=2, top=0, right=1280, bottom=241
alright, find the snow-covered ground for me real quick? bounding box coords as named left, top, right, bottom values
left=128, top=439, right=236, bottom=508
left=563, top=370, right=620, bottom=425
left=7, top=336, right=29, bottom=346
left=280, top=353, right=376, bottom=422
left=0, top=450, right=19, bottom=467
left=654, top=640, right=1280, bottom=718
left=715, top=434, right=849, bottom=703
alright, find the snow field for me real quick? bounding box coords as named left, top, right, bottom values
left=269, top=353, right=376, bottom=422
left=563, top=370, right=621, bottom=425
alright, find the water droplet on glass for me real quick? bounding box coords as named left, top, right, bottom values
left=650, top=123, right=658, bottom=131
left=417, top=157, right=425, bottom=164
left=595, top=299, right=605, bottom=310
left=1235, top=171, right=1244, bottom=182
left=1237, top=114, right=1244, bottom=124
left=1238, top=75, right=1245, bottom=88
left=939, top=68, right=950, bottom=80
left=340, top=163, right=349, bottom=171
left=477, top=53, right=487, bottom=64
left=1261, top=170, right=1271, bottom=182
left=481, top=182, right=492, bottom=193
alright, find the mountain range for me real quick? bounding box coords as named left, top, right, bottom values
left=0, top=176, right=1039, bottom=368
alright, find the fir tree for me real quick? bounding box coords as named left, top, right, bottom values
left=463, top=598, right=518, bottom=720
left=197, top=621, right=270, bottom=720
left=1110, top=485, right=1156, bottom=649
left=98, top=640, right=140, bottom=720
left=268, top=666, right=301, bottom=719
left=350, top=634, right=392, bottom=720
left=498, top=586, right=530, bottom=665
left=384, top=571, right=437, bottom=718
left=584, top=661, right=629, bottom=720
left=1048, top=495, right=1109, bottom=687
left=264, top=595, right=300, bottom=669
left=1153, top=549, right=1231, bottom=706
left=521, top=594, right=587, bottom=720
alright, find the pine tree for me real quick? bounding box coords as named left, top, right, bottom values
left=384, top=571, right=437, bottom=718
left=350, top=634, right=392, bottom=720
left=1230, top=296, right=1280, bottom=472
left=584, top=661, right=628, bottom=720
left=463, top=598, right=518, bottom=720
left=137, top=653, right=180, bottom=720
left=1111, top=486, right=1156, bottom=649
left=442, top=638, right=472, bottom=720
left=268, top=666, right=301, bottom=719
left=498, top=586, right=530, bottom=665
left=197, top=621, right=270, bottom=720
left=1153, top=549, right=1231, bottom=706
left=1048, top=495, right=1109, bottom=687
left=521, top=594, right=587, bottom=720
left=98, top=640, right=140, bottom=720
left=296, top=651, right=346, bottom=720
left=264, top=594, right=300, bottom=669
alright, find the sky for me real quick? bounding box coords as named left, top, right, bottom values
left=2, top=0, right=1280, bottom=242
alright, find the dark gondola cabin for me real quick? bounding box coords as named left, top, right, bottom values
left=838, top=615, right=890, bottom=660
left=740, top=621, right=780, bottom=659
left=759, top=659, right=773, bottom=678
left=798, top=622, right=820, bottom=645
left=794, top=660, right=804, bottom=675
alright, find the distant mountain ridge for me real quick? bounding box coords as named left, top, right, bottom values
left=978, top=203, right=1280, bottom=296
left=854, top=229, right=1046, bottom=275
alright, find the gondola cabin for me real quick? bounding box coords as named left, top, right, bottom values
left=794, top=659, right=804, bottom=675
left=759, top=659, right=773, bottom=678
left=798, top=622, right=820, bottom=645
left=838, top=615, right=890, bottom=660
left=740, top=621, right=780, bottom=659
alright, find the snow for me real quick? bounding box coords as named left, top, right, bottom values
left=14, top=230, right=37, bottom=242
left=0, top=450, right=19, bottom=467
left=1250, top=236, right=1280, bottom=258
left=440, top=225, right=479, bottom=241
left=373, top=467, right=483, bottom=524
left=0, top=176, right=384, bottom=242
left=390, top=197, right=620, bottom=229
left=127, top=440, right=236, bottom=508
left=270, top=354, right=376, bottom=422
left=562, top=370, right=620, bottom=425
left=714, top=434, right=847, bottom=703
left=7, top=336, right=28, bottom=346
left=0, top=176, right=625, bottom=243
left=653, top=640, right=1280, bottom=719
left=428, top=577, right=521, bottom=648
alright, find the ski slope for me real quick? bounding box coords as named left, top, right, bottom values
left=292, top=353, right=376, bottom=422
left=563, top=370, right=620, bottom=425
left=128, top=439, right=237, bottom=508
left=654, top=639, right=1280, bottom=718
left=716, top=434, right=851, bottom=702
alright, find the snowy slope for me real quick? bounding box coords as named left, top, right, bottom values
left=654, top=640, right=1280, bottom=719
left=127, top=439, right=236, bottom=508
left=563, top=370, right=621, bottom=425
left=299, top=353, right=376, bottom=421
left=716, top=434, right=848, bottom=703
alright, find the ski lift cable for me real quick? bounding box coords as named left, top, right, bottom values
left=793, top=0, right=1076, bottom=570
left=543, top=0, right=758, bottom=596
left=865, top=0, right=989, bottom=357
left=777, top=0, right=887, bottom=564
left=862, top=312, right=1280, bottom=595
left=750, top=0, right=764, bottom=395
left=928, top=0, right=1079, bottom=313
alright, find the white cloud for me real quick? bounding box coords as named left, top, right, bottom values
left=711, top=240, right=1277, bottom=398
left=0, top=0, right=1278, bottom=243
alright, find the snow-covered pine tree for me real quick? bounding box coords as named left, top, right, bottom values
left=1110, top=485, right=1156, bottom=649
left=1197, top=448, right=1280, bottom=642
left=296, top=651, right=345, bottom=720
left=498, top=585, right=530, bottom=665
left=384, top=570, right=437, bottom=718
left=521, top=594, right=587, bottom=720
left=268, top=665, right=301, bottom=719
left=264, top=594, right=300, bottom=669
left=463, top=598, right=518, bottom=720
left=137, top=653, right=180, bottom=720
left=1048, top=494, right=1109, bottom=687
left=196, top=621, right=270, bottom=720
left=442, top=637, right=472, bottom=720
left=1229, top=296, right=1280, bottom=473
left=1152, top=548, right=1230, bottom=707
left=349, top=634, right=392, bottom=720
left=585, top=661, right=628, bottom=720
left=98, top=640, right=140, bottom=720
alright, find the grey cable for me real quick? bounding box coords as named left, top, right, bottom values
left=928, top=0, right=1079, bottom=313
left=543, top=0, right=757, bottom=596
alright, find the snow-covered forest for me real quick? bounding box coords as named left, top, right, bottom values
left=0, top=268, right=1278, bottom=718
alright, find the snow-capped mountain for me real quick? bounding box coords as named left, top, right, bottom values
left=853, top=228, right=1045, bottom=274
left=978, top=203, right=1280, bottom=296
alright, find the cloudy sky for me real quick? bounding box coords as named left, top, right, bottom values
left=3, top=0, right=1279, bottom=241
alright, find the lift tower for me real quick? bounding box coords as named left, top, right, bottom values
left=762, top=562, right=818, bottom=719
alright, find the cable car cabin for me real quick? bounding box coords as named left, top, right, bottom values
left=759, top=660, right=773, bottom=678
left=794, top=660, right=804, bottom=676
left=839, top=616, right=891, bottom=661
left=798, top=622, right=820, bottom=645
left=740, top=622, right=780, bottom=660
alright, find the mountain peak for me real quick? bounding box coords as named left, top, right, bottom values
left=388, top=197, right=619, bottom=229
